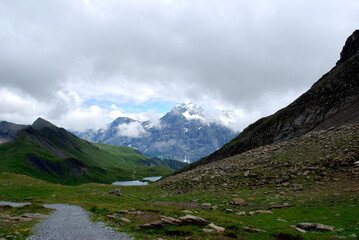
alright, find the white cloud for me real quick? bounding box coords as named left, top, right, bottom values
left=56, top=105, right=106, bottom=131
left=117, top=122, right=147, bottom=138
left=142, top=110, right=162, bottom=128
left=0, top=88, right=46, bottom=124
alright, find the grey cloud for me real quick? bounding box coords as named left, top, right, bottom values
left=0, top=0, right=358, bottom=124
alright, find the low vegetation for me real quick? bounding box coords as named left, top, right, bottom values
left=1, top=124, right=358, bottom=239
left=0, top=119, right=180, bottom=185
left=0, top=171, right=358, bottom=240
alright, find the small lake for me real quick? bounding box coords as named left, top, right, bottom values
left=112, top=176, right=162, bottom=186
left=143, top=176, right=162, bottom=181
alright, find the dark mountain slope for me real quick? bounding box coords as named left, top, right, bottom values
left=184, top=29, right=359, bottom=171
left=0, top=118, right=182, bottom=184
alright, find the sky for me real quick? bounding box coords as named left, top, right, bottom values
left=0, top=0, right=358, bottom=131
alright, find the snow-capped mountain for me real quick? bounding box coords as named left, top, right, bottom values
left=76, top=102, right=239, bottom=163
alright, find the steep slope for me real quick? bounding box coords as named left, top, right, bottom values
left=77, top=102, right=238, bottom=163
left=0, top=118, right=181, bottom=184
left=160, top=123, right=359, bottom=193
left=184, top=29, right=359, bottom=171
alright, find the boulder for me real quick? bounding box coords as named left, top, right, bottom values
left=296, top=222, right=335, bottom=232
left=108, top=189, right=122, bottom=196
left=179, top=215, right=209, bottom=225
left=141, top=215, right=209, bottom=229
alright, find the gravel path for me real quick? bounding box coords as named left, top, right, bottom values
left=26, top=204, right=133, bottom=240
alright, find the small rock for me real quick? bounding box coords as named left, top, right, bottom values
left=268, top=203, right=291, bottom=209
left=282, top=182, right=290, bottom=187
left=202, top=203, right=211, bottom=207
left=295, top=227, right=307, bottom=233
left=277, top=218, right=287, bottom=222
left=181, top=210, right=193, bottom=213
left=231, top=198, right=246, bottom=205
left=203, top=228, right=213, bottom=233
left=348, top=234, right=357, bottom=238
left=210, top=205, right=218, bottom=210
left=248, top=210, right=273, bottom=216
left=236, top=211, right=246, bottom=216
left=119, top=217, right=131, bottom=223
left=208, top=223, right=225, bottom=232
left=225, top=209, right=234, bottom=213
left=244, top=226, right=266, bottom=232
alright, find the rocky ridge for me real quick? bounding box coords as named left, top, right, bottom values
left=186, top=29, right=359, bottom=170
left=160, top=123, right=359, bottom=193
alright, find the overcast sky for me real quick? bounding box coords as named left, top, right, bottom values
left=0, top=0, right=358, bottom=131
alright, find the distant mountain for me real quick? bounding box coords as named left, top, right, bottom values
left=0, top=121, right=27, bottom=145
left=76, top=102, right=238, bottom=163
left=183, top=29, right=359, bottom=172
left=0, top=118, right=185, bottom=185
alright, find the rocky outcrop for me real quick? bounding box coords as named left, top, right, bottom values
left=184, top=30, right=359, bottom=170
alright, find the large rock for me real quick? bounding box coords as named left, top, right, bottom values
left=108, top=189, right=122, bottom=196
left=141, top=215, right=209, bottom=229
left=179, top=215, right=209, bottom=225
left=296, top=222, right=335, bottom=232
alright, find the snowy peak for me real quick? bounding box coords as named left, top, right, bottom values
left=171, top=101, right=207, bottom=122
left=76, top=101, right=239, bottom=163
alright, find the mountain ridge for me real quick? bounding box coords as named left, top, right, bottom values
left=0, top=118, right=185, bottom=184
left=181, top=29, right=359, bottom=172
left=76, top=102, right=238, bottom=163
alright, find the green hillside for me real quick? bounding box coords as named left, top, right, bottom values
left=0, top=118, right=176, bottom=185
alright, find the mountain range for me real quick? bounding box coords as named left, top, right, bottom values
left=76, top=102, right=238, bottom=163
left=0, top=118, right=186, bottom=184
